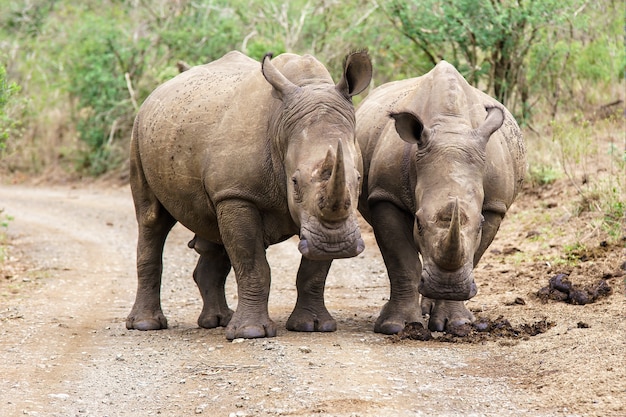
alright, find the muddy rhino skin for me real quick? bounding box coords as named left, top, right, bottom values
left=127, top=51, right=372, bottom=340
left=356, top=61, right=526, bottom=334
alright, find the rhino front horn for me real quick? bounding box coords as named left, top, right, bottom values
left=440, top=198, right=463, bottom=270
left=320, top=141, right=350, bottom=221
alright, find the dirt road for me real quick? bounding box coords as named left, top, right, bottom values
left=0, top=183, right=624, bottom=416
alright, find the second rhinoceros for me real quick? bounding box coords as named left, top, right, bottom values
left=357, top=61, right=526, bottom=334
left=127, top=50, right=372, bottom=340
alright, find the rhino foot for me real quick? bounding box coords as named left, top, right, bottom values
left=198, top=307, right=234, bottom=329
left=374, top=301, right=421, bottom=335
left=126, top=312, right=168, bottom=331
left=224, top=312, right=277, bottom=340
left=286, top=308, right=336, bottom=332
left=421, top=298, right=474, bottom=333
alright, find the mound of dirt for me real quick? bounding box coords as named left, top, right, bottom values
left=536, top=273, right=612, bottom=305
left=393, top=316, right=555, bottom=344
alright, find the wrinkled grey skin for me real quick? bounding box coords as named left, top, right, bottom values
left=357, top=61, right=526, bottom=334
left=127, top=51, right=372, bottom=340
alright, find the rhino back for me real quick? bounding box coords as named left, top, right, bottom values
left=133, top=51, right=288, bottom=239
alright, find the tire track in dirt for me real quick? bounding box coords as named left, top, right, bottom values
left=0, top=185, right=136, bottom=415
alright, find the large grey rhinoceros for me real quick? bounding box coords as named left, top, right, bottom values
left=356, top=61, right=526, bottom=334
left=127, top=50, right=372, bottom=340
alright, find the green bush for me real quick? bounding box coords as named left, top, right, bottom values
left=64, top=13, right=138, bottom=174
left=0, top=64, right=22, bottom=154
left=0, top=0, right=623, bottom=178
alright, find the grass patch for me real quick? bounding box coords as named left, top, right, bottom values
left=546, top=115, right=625, bottom=242
left=0, top=209, right=13, bottom=264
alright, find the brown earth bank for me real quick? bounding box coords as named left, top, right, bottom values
left=0, top=174, right=624, bottom=416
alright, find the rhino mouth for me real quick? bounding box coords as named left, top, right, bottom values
left=298, top=215, right=365, bottom=261
left=418, top=262, right=477, bottom=301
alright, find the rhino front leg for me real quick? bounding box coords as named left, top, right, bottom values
left=188, top=236, right=234, bottom=329
left=369, top=201, right=421, bottom=334
left=127, top=194, right=176, bottom=331
left=287, top=258, right=336, bottom=332
left=421, top=297, right=475, bottom=332
left=216, top=200, right=277, bottom=340
left=474, top=210, right=504, bottom=266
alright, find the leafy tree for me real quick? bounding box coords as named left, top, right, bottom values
left=0, top=0, right=623, bottom=177
left=527, top=1, right=625, bottom=116
left=382, top=0, right=582, bottom=122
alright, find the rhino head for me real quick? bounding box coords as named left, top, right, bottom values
left=262, top=51, right=372, bottom=260
left=390, top=106, right=505, bottom=300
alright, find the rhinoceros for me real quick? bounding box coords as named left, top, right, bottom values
left=356, top=61, right=526, bottom=334
left=127, top=50, right=372, bottom=340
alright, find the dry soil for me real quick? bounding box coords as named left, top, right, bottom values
left=0, top=176, right=624, bottom=417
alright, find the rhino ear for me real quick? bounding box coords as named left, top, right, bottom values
left=261, top=52, right=300, bottom=100
left=390, top=111, right=430, bottom=147
left=474, top=105, right=504, bottom=143
left=335, top=50, right=372, bottom=100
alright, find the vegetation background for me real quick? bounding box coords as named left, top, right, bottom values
left=0, top=0, right=624, bottom=242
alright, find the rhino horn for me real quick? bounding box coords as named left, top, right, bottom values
left=320, top=141, right=350, bottom=221
left=440, top=198, right=463, bottom=269
left=261, top=53, right=299, bottom=99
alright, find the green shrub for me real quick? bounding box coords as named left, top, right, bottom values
left=528, top=164, right=561, bottom=186
left=0, top=65, right=20, bottom=153
left=63, top=14, right=133, bottom=175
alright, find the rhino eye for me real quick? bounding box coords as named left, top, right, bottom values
left=292, top=175, right=303, bottom=203
left=416, top=216, right=424, bottom=236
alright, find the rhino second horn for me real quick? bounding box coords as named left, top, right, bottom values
left=440, top=198, right=463, bottom=270
left=321, top=141, right=350, bottom=220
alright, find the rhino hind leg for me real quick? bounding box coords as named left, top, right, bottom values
left=421, top=297, right=474, bottom=333
left=287, top=258, right=336, bottom=332
left=369, top=201, right=421, bottom=334
left=127, top=190, right=176, bottom=331
left=189, top=236, right=234, bottom=329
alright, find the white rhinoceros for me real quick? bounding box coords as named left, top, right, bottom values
left=127, top=50, right=372, bottom=340
left=357, top=61, right=526, bottom=334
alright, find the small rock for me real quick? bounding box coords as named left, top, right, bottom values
left=299, top=346, right=311, bottom=353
